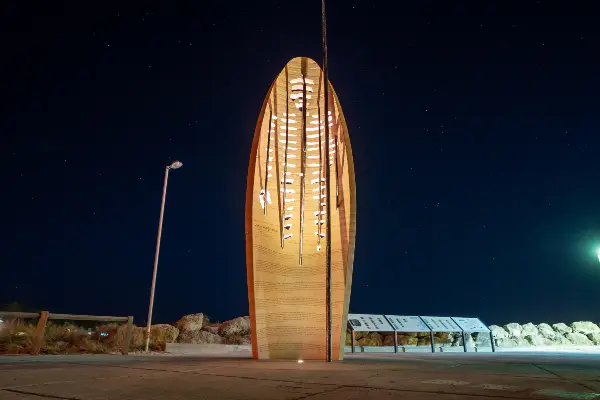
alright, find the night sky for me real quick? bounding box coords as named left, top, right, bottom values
left=3, top=1, right=600, bottom=327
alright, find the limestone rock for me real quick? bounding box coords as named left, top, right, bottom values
left=150, top=324, right=179, bottom=343
left=554, top=335, right=572, bottom=345
left=570, top=321, right=600, bottom=335
left=382, top=334, right=395, bottom=346
left=464, top=334, right=476, bottom=349
left=474, top=332, right=492, bottom=347
left=358, top=332, right=382, bottom=347
left=521, top=323, right=538, bottom=337
left=504, top=323, right=522, bottom=338
left=537, top=323, right=557, bottom=340
left=396, top=334, right=418, bottom=346
left=525, top=335, right=551, bottom=346
left=552, top=323, right=572, bottom=335
left=489, top=325, right=508, bottom=340
left=177, top=330, right=223, bottom=344
left=496, top=337, right=519, bottom=347
left=202, top=324, right=221, bottom=335
left=566, top=332, right=593, bottom=346
left=449, top=332, right=462, bottom=347
left=587, top=333, right=600, bottom=345
left=224, top=334, right=251, bottom=345
left=175, top=313, right=204, bottom=333
left=417, top=336, right=432, bottom=346
left=219, top=316, right=250, bottom=337
left=345, top=331, right=352, bottom=346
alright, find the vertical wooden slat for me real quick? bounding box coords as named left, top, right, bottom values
left=299, top=59, right=308, bottom=264
left=122, top=316, right=134, bottom=355
left=31, top=311, right=49, bottom=355
left=281, top=66, right=290, bottom=248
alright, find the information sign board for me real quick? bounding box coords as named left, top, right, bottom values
left=347, top=314, right=394, bottom=332
left=452, top=317, right=490, bottom=333
left=385, top=315, right=431, bottom=332
left=420, top=316, right=461, bottom=332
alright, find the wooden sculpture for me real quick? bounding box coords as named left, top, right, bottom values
left=245, top=57, right=356, bottom=360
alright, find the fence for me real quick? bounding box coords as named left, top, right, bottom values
left=0, top=311, right=134, bottom=355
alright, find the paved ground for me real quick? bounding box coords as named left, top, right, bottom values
left=1, top=351, right=600, bottom=399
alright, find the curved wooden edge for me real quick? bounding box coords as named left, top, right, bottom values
left=331, top=86, right=357, bottom=361
left=246, top=81, right=276, bottom=360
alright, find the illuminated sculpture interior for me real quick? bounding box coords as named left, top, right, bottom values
left=245, top=57, right=356, bottom=360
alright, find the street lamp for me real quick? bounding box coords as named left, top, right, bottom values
left=145, top=160, right=183, bottom=352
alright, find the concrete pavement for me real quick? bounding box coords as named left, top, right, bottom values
left=1, top=351, right=600, bottom=399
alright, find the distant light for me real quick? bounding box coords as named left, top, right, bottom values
left=297, top=359, right=304, bottom=364
left=169, top=161, right=183, bottom=169
left=597, top=248, right=600, bottom=263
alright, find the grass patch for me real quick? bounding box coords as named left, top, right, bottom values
left=0, top=319, right=165, bottom=355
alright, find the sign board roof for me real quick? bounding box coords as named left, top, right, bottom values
left=347, top=314, right=394, bottom=332
left=385, top=315, right=431, bottom=332
left=452, top=317, right=490, bottom=333
left=420, top=316, right=462, bottom=332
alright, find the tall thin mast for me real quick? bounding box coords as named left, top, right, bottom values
left=321, top=0, right=333, bottom=363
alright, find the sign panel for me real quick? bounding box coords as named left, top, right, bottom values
left=347, top=314, right=394, bottom=332
left=385, top=315, right=431, bottom=332
left=420, top=316, right=461, bottom=332
left=452, top=317, right=490, bottom=333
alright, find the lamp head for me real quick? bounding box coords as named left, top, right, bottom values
left=169, top=161, right=183, bottom=170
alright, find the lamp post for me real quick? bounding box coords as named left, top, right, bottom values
left=145, top=160, right=183, bottom=352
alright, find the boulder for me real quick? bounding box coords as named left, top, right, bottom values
left=397, top=334, right=418, bottom=346
left=224, top=335, right=251, bottom=345
left=150, top=324, right=179, bottom=343
left=537, top=323, right=557, bottom=340
left=175, top=313, right=204, bottom=333
left=202, top=324, right=221, bottom=335
left=503, top=323, right=522, bottom=338
left=496, top=337, right=519, bottom=347
left=417, top=336, right=432, bottom=346
left=566, top=332, right=593, bottom=346
left=464, top=334, right=476, bottom=349
left=525, top=335, right=551, bottom=346
left=521, top=323, right=538, bottom=337
left=587, top=333, right=600, bottom=345
left=449, top=332, right=462, bottom=347
left=358, top=332, right=382, bottom=347
left=177, top=330, right=224, bottom=344
left=552, top=323, right=572, bottom=335
left=382, top=334, right=395, bottom=346
left=345, top=331, right=352, bottom=346
left=570, top=321, right=600, bottom=335
left=219, top=316, right=250, bottom=337
left=489, top=325, right=508, bottom=340
left=554, top=335, right=572, bottom=345
left=475, top=332, right=492, bottom=347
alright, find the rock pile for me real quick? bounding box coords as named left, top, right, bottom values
left=151, top=315, right=600, bottom=349
left=343, top=321, right=600, bottom=348
left=149, top=314, right=251, bottom=345
left=489, top=321, right=600, bottom=347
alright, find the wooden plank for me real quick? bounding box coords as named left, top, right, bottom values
left=48, top=313, right=128, bottom=322
left=0, top=312, right=40, bottom=319
left=30, top=311, right=49, bottom=355
left=122, top=316, right=134, bottom=355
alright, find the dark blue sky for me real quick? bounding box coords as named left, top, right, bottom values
left=3, top=1, right=600, bottom=326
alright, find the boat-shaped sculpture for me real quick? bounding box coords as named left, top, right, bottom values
left=245, top=57, right=356, bottom=360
